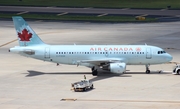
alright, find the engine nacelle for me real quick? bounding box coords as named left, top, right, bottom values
left=110, top=63, right=126, bottom=74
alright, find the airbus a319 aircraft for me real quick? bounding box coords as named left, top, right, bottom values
left=9, top=16, right=173, bottom=76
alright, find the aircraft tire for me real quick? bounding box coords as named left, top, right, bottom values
left=177, top=70, right=180, bottom=75
left=83, top=88, right=85, bottom=91
left=90, top=84, right=94, bottom=89
left=83, top=87, right=87, bottom=91
left=146, top=70, right=150, bottom=74
left=91, top=67, right=95, bottom=71
left=92, top=69, right=98, bottom=76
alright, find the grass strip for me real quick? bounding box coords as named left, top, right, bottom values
left=0, top=0, right=180, bottom=9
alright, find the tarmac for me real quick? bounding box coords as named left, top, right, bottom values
left=1, top=6, right=180, bottom=16
left=0, top=20, right=180, bottom=109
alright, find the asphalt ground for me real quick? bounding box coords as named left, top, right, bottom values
left=0, top=6, right=180, bottom=16
left=0, top=20, right=180, bottom=109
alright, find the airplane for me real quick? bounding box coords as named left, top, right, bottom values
left=9, top=16, right=173, bottom=76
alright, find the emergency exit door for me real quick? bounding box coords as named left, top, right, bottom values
left=146, top=48, right=152, bottom=59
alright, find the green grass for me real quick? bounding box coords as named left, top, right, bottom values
left=0, top=0, right=180, bottom=9
left=0, top=13, right=157, bottom=22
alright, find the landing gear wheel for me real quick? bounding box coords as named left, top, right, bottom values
left=92, top=69, right=98, bottom=76
left=177, top=70, right=180, bottom=75
left=145, top=65, right=150, bottom=74
left=90, top=84, right=94, bottom=89
left=83, top=88, right=86, bottom=91
left=159, top=70, right=162, bottom=73
left=91, top=67, right=95, bottom=71
left=146, top=70, right=150, bottom=74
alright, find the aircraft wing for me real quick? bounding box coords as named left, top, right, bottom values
left=78, top=58, right=125, bottom=66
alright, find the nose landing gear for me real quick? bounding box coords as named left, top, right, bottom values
left=145, top=64, right=150, bottom=74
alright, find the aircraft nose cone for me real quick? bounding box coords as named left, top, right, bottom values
left=167, top=54, right=173, bottom=62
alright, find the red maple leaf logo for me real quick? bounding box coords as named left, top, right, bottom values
left=18, top=29, right=32, bottom=41
left=136, top=47, right=141, bottom=51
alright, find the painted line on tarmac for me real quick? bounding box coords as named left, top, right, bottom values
left=121, top=8, right=130, bottom=10
left=35, top=20, right=43, bottom=22
left=175, top=15, right=180, bottom=17
left=136, top=14, right=148, bottom=18
left=61, top=98, right=180, bottom=104
left=140, top=14, right=148, bottom=17
left=61, top=99, right=77, bottom=101
left=57, top=12, right=68, bottom=16
left=160, top=8, right=167, bottom=11
left=165, top=62, right=180, bottom=64
left=164, top=47, right=180, bottom=50
left=97, top=13, right=108, bottom=17
left=0, top=39, right=18, bottom=48
left=46, top=6, right=56, bottom=8
left=84, top=7, right=93, bottom=9
left=17, top=11, right=29, bottom=15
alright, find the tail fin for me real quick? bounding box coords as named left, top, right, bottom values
left=12, top=16, right=45, bottom=46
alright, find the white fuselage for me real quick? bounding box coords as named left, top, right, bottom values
left=11, top=45, right=172, bottom=68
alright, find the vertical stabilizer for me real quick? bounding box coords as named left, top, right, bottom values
left=12, top=16, right=45, bottom=46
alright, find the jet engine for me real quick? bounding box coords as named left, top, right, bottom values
left=102, top=62, right=126, bottom=74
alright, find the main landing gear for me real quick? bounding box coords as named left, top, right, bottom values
left=145, top=64, right=150, bottom=74
left=92, top=67, right=98, bottom=76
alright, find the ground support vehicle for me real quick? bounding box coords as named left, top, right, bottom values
left=71, top=79, right=94, bottom=92
left=172, top=65, right=180, bottom=75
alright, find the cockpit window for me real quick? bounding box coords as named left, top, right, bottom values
left=157, top=51, right=166, bottom=54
